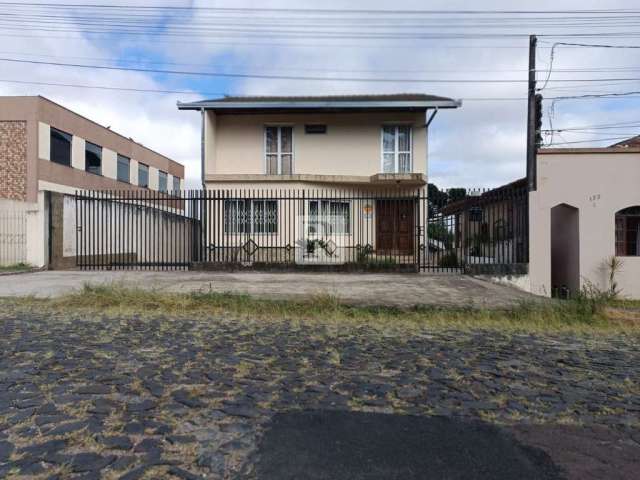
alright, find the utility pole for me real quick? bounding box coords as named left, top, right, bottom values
left=526, top=35, right=537, bottom=191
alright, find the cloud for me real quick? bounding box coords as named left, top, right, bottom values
left=0, top=3, right=202, bottom=186
left=3, top=0, right=640, bottom=189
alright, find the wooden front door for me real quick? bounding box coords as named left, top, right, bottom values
left=376, top=199, right=415, bottom=254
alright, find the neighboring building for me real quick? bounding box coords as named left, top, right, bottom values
left=437, top=178, right=529, bottom=269
left=610, top=135, right=640, bottom=148
left=0, top=96, right=185, bottom=267
left=529, top=146, right=640, bottom=299
left=178, top=94, right=460, bottom=266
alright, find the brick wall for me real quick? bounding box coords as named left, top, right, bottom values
left=0, top=121, right=27, bottom=201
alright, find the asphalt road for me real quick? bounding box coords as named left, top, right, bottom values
left=257, top=411, right=564, bottom=480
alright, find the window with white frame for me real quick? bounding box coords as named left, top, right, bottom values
left=265, top=126, right=293, bottom=175
left=382, top=125, right=412, bottom=173
left=224, top=199, right=278, bottom=234
left=307, top=200, right=351, bottom=235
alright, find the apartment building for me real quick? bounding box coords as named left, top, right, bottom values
left=0, top=96, right=185, bottom=267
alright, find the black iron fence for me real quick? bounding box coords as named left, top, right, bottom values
left=426, top=181, right=529, bottom=273
left=74, top=185, right=528, bottom=273
left=198, top=188, right=424, bottom=271
left=75, top=190, right=201, bottom=269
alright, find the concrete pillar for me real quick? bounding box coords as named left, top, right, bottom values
left=38, top=122, right=50, bottom=161
left=130, top=159, right=139, bottom=186
left=71, top=136, right=85, bottom=170
left=102, top=148, right=117, bottom=179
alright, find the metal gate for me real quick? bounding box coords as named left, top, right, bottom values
left=424, top=180, right=529, bottom=273
left=75, top=190, right=201, bottom=269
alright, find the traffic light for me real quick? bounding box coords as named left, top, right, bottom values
left=534, top=94, right=543, bottom=148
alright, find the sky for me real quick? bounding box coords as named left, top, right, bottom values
left=1, top=0, right=639, bottom=188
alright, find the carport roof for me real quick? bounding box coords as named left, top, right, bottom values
left=177, top=94, right=461, bottom=112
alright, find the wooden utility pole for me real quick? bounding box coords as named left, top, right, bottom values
left=526, top=35, right=537, bottom=191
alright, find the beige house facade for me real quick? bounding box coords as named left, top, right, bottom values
left=178, top=95, right=460, bottom=267
left=529, top=147, right=640, bottom=299
left=0, top=96, right=185, bottom=268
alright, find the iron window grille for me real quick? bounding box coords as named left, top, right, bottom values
left=224, top=199, right=278, bottom=234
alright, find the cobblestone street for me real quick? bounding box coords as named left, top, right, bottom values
left=0, top=308, right=639, bottom=479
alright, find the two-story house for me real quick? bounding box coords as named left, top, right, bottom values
left=178, top=94, right=460, bottom=267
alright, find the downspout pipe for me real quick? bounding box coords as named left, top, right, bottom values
left=200, top=107, right=205, bottom=189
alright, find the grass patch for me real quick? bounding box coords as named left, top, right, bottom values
left=3, top=282, right=639, bottom=334
left=0, top=262, right=31, bottom=273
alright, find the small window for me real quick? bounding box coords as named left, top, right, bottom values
left=138, top=163, right=149, bottom=188
left=265, top=126, right=293, bottom=175
left=469, top=207, right=483, bottom=222
left=85, top=141, right=102, bottom=175
left=305, top=124, right=327, bottom=134
left=117, top=154, right=130, bottom=183
left=50, top=127, right=72, bottom=166
left=173, top=176, right=180, bottom=193
left=158, top=171, right=168, bottom=192
left=615, top=206, right=640, bottom=256
left=382, top=125, right=412, bottom=173
left=224, top=199, right=278, bottom=234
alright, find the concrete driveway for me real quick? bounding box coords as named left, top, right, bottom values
left=0, top=271, right=541, bottom=309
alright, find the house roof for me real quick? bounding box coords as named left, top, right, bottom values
left=439, top=177, right=527, bottom=216
left=610, top=135, right=640, bottom=148
left=177, top=93, right=461, bottom=112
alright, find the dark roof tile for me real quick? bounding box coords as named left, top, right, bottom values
left=208, top=93, right=454, bottom=103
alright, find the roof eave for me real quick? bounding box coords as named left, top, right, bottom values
left=177, top=99, right=461, bottom=111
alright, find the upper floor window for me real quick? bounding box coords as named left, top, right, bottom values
left=50, top=127, right=72, bottom=167
left=138, top=163, right=149, bottom=188
left=173, top=176, right=180, bottom=193
left=117, top=154, right=130, bottom=183
left=85, top=141, right=102, bottom=175
left=615, top=206, right=640, bottom=256
left=382, top=125, right=412, bottom=173
left=158, top=170, right=168, bottom=192
left=265, top=126, right=293, bottom=175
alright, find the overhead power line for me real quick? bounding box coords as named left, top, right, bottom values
left=547, top=136, right=635, bottom=145
left=540, top=41, right=640, bottom=48
left=0, top=78, right=221, bottom=96
left=3, top=49, right=640, bottom=75
left=4, top=56, right=640, bottom=84
left=1, top=3, right=639, bottom=14
left=1, top=77, right=639, bottom=103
